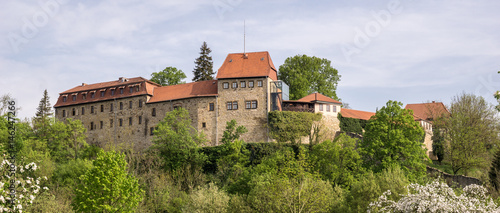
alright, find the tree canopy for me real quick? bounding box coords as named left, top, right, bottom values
left=360, top=100, right=428, bottom=179
left=192, top=41, right=214, bottom=82
left=278, top=54, right=341, bottom=100
left=150, top=66, right=186, bottom=86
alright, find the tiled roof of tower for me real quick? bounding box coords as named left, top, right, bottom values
left=405, top=102, right=450, bottom=121
left=54, top=77, right=160, bottom=108
left=148, top=80, right=218, bottom=103
left=340, top=108, right=375, bottom=120
left=298, top=92, right=341, bottom=104
left=216, top=51, right=278, bottom=80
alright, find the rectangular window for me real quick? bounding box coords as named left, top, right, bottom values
left=319, top=104, right=323, bottom=111
left=251, top=100, right=257, bottom=109
left=91, top=106, right=94, bottom=114
left=62, top=110, right=66, bottom=117
left=240, top=81, right=246, bottom=88
left=91, top=93, right=95, bottom=98
left=333, top=105, right=337, bottom=112
left=72, top=108, right=76, bottom=116
left=248, top=81, right=254, bottom=88
left=202, top=122, right=206, bottom=128
left=120, top=102, right=123, bottom=110
left=111, top=89, right=115, bottom=96
left=90, top=122, right=94, bottom=130
left=110, top=119, right=113, bottom=127
left=120, top=88, right=124, bottom=94
left=139, top=100, right=143, bottom=108
left=63, top=96, right=67, bottom=102
left=246, top=101, right=251, bottom=109
left=150, top=127, right=155, bottom=136
left=136, top=87, right=140, bottom=92
left=129, top=101, right=132, bottom=109
left=129, top=117, right=132, bottom=126
left=110, top=103, right=113, bottom=112
left=227, top=102, right=232, bottom=110
left=233, top=101, right=238, bottom=110
left=100, top=104, right=104, bottom=112
left=152, top=108, right=156, bottom=117
left=81, top=107, right=85, bottom=115
left=138, top=116, right=142, bottom=124
left=129, top=87, right=133, bottom=93
left=119, top=119, right=123, bottom=127
left=82, top=94, right=86, bottom=100
left=232, top=82, right=238, bottom=88
left=100, top=91, right=105, bottom=97
left=209, top=103, right=214, bottom=111
left=223, top=82, right=229, bottom=89
left=100, top=121, right=103, bottom=129
left=72, top=95, right=76, bottom=101
left=257, top=80, right=263, bottom=87
left=326, top=104, right=330, bottom=112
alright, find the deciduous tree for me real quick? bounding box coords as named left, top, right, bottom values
left=150, top=66, right=186, bottom=86
left=278, top=55, right=341, bottom=100
left=360, top=100, right=428, bottom=179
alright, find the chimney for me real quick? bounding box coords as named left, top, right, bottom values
left=81, top=83, right=87, bottom=86
left=119, top=77, right=128, bottom=82
left=432, top=101, right=435, bottom=103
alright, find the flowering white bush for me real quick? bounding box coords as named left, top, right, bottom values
left=368, top=179, right=500, bottom=213
left=0, top=160, right=48, bottom=213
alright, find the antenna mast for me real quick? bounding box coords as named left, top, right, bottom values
left=244, top=20, right=246, bottom=54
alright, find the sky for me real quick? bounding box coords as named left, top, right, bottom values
left=1, top=0, right=500, bottom=120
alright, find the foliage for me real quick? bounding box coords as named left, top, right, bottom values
left=278, top=54, right=341, bottom=100
left=192, top=41, right=214, bottom=82
left=338, top=112, right=367, bottom=135
left=310, top=133, right=365, bottom=188
left=184, top=182, right=230, bottom=213
left=431, top=127, right=445, bottom=163
left=346, top=166, right=409, bottom=212
left=490, top=150, right=500, bottom=192
left=368, top=179, right=499, bottom=212
left=247, top=174, right=334, bottom=213
left=65, top=118, right=88, bottom=160
left=220, top=120, right=248, bottom=145
left=0, top=161, right=49, bottom=212
left=437, top=93, right=500, bottom=175
left=53, top=159, right=93, bottom=187
left=360, top=100, right=428, bottom=180
left=150, top=66, right=186, bottom=86
left=268, top=111, right=322, bottom=144
left=73, top=150, right=143, bottom=213
left=151, top=108, right=207, bottom=171
left=33, top=89, right=53, bottom=139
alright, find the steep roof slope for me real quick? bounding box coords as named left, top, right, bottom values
left=148, top=80, right=218, bottom=103
left=405, top=102, right=450, bottom=121
left=340, top=108, right=375, bottom=120
left=216, top=51, right=277, bottom=80
left=298, top=92, right=341, bottom=104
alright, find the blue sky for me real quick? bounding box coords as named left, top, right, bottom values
left=1, top=0, right=500, bottom=119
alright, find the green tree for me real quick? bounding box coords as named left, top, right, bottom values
left=33, top=89, right=53, bottom=139
left=151, top=108, right=207, bottom=171
left=311, top=133, right=365, bottom=188
left=66, top=118, right=88, bottom=160
left=440, top=93, right=499, bottom=175
left=150, top=66, right=187, bottom=86
left=431, top=127, right=445, bottom=163
left=73, top=150, right=143, bottom=213
left=278, top=54, right=341, bottom=100
left=217, top=120, right=249, bottom=187
left=360, top=100, right=428, bottom=179
left=220, top=120, right=248, bottom=145
left=268, top=111, right=322, bottom=144
left=192, top=41, right=214, bottom=82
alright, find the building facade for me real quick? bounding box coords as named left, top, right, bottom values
left=53, top=51, right=300, bottom=150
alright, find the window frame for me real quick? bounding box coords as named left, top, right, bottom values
left=100, top=91, right=105, bottom=97
left=227, top=102, right=232, bottom=110
left=223, top=82, right=229, bottom=89
left=119, top=118, right=123, bottom=127
left=257, top=80, right=263, bottom=87
left=209, top=103, right=214, bottom=111
left=240, top=81, right=246, bottom=88
left=152, top=108, right=156, bottom=117
left=248, top=81, right=254, bottom=88
left=100, top=104, right=104, bottom=112
left=232, top=101, right=238, bottom=110
left=251, top=100, right=257, bottom=109
left=81, top=107, right=85, bottom=115
left=232, top=82, right=238, bottom=89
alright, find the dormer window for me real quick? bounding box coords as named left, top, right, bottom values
left=111, top=89, right=115, bottom=96
left=120, top=88, right=124, bottom=94
left=129, top=87, right=133, bottom=93
left=82, top=94, right=86, bottom=100
left=63, top=96, right=67, bottom=102
left=72, top=95, right=76, bottom=101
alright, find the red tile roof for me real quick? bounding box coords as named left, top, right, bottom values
left=298, top=92, right=341, bottom=104
left=148, top=80, right=218, bottom=103
left=54, top=77, right=160, bottom=107
left=405, top=102, right=450, bottom=121
left=216, top=51, right=278, bottom=80
left=340, top=108, right=375, bottom=120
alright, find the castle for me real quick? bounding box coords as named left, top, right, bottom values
left=53, top=51, right=343, bottom=150
left=53, top=51, right=445, bottom=159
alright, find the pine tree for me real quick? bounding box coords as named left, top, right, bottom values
left=34, top=89, right=53, bottom=138
left=192, top=41, right=214, bottom=82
